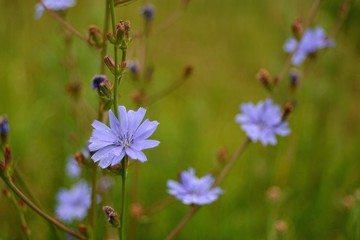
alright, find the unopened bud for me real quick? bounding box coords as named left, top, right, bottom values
left=124, top=20, right=131, bottom=40
left=282, top=102, right=294, bottom=121
left=289, top=68, right=300, bottom=91
left=2, top=188, right=10, bottom=197
left=256, top=68, right=272, bottom=90
left=88, top=25, right=103, bottom=48
left=183, top=65, right=194, bottom=78
left=120, top=61, right=127, bottom=70
left=128, top=60, right=140, bottom=77
left=343, top=195, right=355, bottom=209
left=4, top=144, right=12, bottom=169
left=104, top=56, right=116, bottom=74
left=291, top=19, right=303, bottom=39
left=266, top=186, right=282, bottom=203
left=0, top=116, right=9, bottom=145
left=78, top=224, right=88, bottom=237
left=103, top=206, right=120, bottom=228
left=275, top=220, right=288, bottom=234
left=106, top=32, right=115, bottom=44
left=216, top=147, right=228, bottom=164
left=116, top=21, right=126, bottom=43
left=74, top=151, right=86, bottom=165
left=131, top=203, right=144, bottom=218
left=131, top=90, right=146, bottom=105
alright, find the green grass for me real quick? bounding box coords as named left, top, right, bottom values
left=0, top=0, right=360, bottom=239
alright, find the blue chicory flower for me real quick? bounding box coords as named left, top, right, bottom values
left=140, top=4, right=155, bottom=22
left=283, top=26, right=335, bottom=66
left=55, top=181, right=91, bottom=223
left=0, top=116, right=9, bottom=141
left=167, top=168, right=223, bottom=205
left=235, top=99, right=290, bottom=146
left=66, top=157, right=81, bottom=179
left=35, top=0, right=76, bottom=19
left=88, top=106, right=160, bottom=168
left=91, top=75, right=106, bottom=90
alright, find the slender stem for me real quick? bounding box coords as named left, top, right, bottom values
left=214, top=138, right=251, bottom=186
left=100, top=2, right=110, bottom=74
left=304, top=0, right=321, bottom=27
left=165, top=206, right=200, bottom=240
left=120, top=156, right=128, bottom=240
left=2, top=178, right=85, bottom=240
left=108, top=0, right=119, bottom=117
left=143, top=196, right=176, bottom=216
left=10, top=194, right=31, bottom=240
left=89, top=164, right=98, bottom=229
left=39, top=0, right=88, bottom=42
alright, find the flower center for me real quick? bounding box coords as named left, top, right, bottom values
left=118, top=132, right=133, bottom=149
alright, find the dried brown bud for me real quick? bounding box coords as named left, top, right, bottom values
left=131, top=90, right=146, bottom=105
left=275, top=220, right=288, bottom=234
left=4, top=144, right=12, bottom=169
left=266, top=186, right=282, bottom=203
left=183, top=65, right=194, bottom=78
left=131, top=203, right=144, bottom=218
left=282, top=102, right=294, bottom=121
left=78, top=224, right=88, bottom=236
left=342, top=195, right=355, bottom=209
left=103, top=206, right=120, bottom=228
left=116, top=21, right=126, bottom=42
left=124, top=20, right=131, bottom=40
left=292, top=19, right=303, bottom=39
left=216, top=147, right=228, bottom=164
left=120, top=61, right=127, bottom=70
left=256, top=68, right=272, bottom=90
left=88, top=25, right=103, bottom=48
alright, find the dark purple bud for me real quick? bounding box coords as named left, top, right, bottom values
left=128, top=60, right=139, bottom=75
left=92, top=75, right=106, bottom=90
left=140, top=4, right=155, bottom=22
left=0, top=116, right=9, bottom=145
left=289, top=68, right=300, bottom=90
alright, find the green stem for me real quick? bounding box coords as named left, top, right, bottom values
left=2, top=177, right=85, bottom=240
left=10, top=193, right=31, bottom=240
left=100, top=1, right=110, bottom=75
left=119, top=156, right=128, bottom=240
left=108, top=0, right=119, bottom=116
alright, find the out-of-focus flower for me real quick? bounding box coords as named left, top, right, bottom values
left=34, top=0, right=76, bottom=19
left=283, top=26, right=335, bottom=66
left=88, top=106, right=159, bottom=168
left=235, top=99, right=290, bottom=146
left=55, top=181, right=91, bottom=222
left=128, top=60, right=140, bottom=75
left=0, top=116, right=9, bottom=144
left=167, top=168, right=223, bottom=205
left=66, top=157, right=81, bottom=179
left=140, top=4, right=155, bottom=22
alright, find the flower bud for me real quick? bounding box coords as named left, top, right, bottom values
left=2, top=188, right=10, bottom=197
left=88, top=25, right=103, bottom=48
left=124, top=20, right=131, bottom=41
left=92, top=75, right=106, bottom=90
left=183, top=64, right=194, bottom=79
left=4, top=144, right=12, bottom=169
left=216, top=147, right=228, bottom=164
left=131, top=203, right=144, bottom=218
left=289, top=68, right=300, bottom=91
left=103, top=206, right=120, bottom=228
left=78, top=224, right=88, bottom=237
left=282, top=102, right=294, bottom=121
left=266, top=186, right=282, bottom=203
left=256, top=68, right=272, bottom=91
left=116, top=21, right=126, bottom=43
left=275, top=220, right=288, bottom=235
left=104, top=56, right=116, bottom=74
left=291, top=18, right=303, bottom=39
left=106, top=32, right=116, bottom=44
left=0, top=116, right=9, bottom=145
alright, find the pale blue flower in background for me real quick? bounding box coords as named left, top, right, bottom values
left=88, top=106, right=160, bottom=168
left=235, top=99, right=290, bottom=146
left=140, top=4, right=155, bottom=22
left=66, top=157, right=80, bottom=179
left=283, top=26, right=335, bottom=66
left=55, top=181, right=91, bottom=223
left=167, top=168, right=223, bottom=205
left=34, top=0, right=76, bottom=19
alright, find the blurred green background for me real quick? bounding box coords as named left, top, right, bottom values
left=1, top=0, right=360, bottom=239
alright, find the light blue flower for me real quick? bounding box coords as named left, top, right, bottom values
left=66, top=157, right=81, bottom=179
left=167, top=168, right=223, bottom=205
left=283, top=26, right=335, bottom=66
left=235, top=99, right=290, bottom=146
left=35, top=0, right=76, bottom=19
left=88, top=106, right=160, bottom=168
left=140, top=4, right=155, bottom=22
left=55, top=181, right=91, bottom=223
